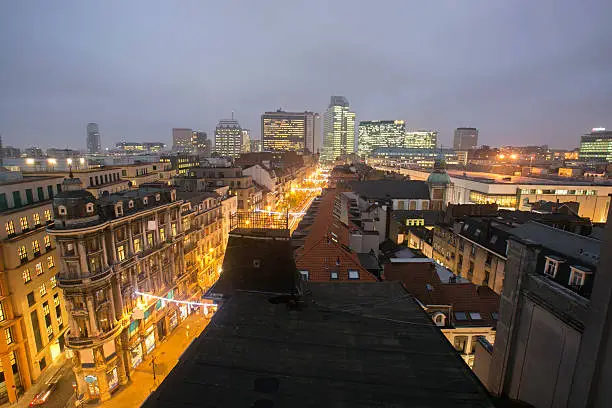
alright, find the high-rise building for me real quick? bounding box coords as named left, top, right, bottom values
left=579, top=128, right=612, bottom=162
left=357, top=120, right=406, bottom=158
left=241, top=129, right=251, bottom=153
left=214, top=117, right=242, bottom=158
left=191, top=130, right=211, bottom=157
left=172, top=128, right=193, bottom=152
left=249, top=139, right=262, bottom=153
left=305, top=112, right=321, bottom=154
left=405, top=131, right=438, bottom=149
left=86, top=123, right=101, bottom=154
left=322, top=96, right=355, bottom=162
left=453, top=127, right=479, bottom=150
left=261, top=110, right=318, bottom=152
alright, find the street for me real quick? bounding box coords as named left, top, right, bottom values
left=9, top=361, right=75, bottom=408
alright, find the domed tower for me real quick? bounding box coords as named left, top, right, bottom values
left=427, top=155, right=452, bottom=210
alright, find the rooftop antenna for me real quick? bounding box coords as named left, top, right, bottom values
left=231, top=111, right=235, bottom=120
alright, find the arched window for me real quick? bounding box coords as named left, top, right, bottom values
left=128, top=200, right=134, bottom=209
left=86, top=203, right=94, bottom=213
left=433, top=312, right=446, bottom=327
left=58, top=205, right=67, bottom=215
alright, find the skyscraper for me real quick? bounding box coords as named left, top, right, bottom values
left=358, top=120, right=406, bottom=158
left=579, top=128, right=612, bottom=162
left=261, top=110, right=319, bottom=152
left=86, top=123, right=101, bottom=154
left=306, top=112, right=321, bottom=154
left=453, top=127, right=479, bottom=150
left=404, top=131, right=438, bottom=149
left=214, top=117, right=243, bottom=157
left=172, top=128, right=193, bottom=152
left=241, top=129, right=251, bottom=153
left=322, top=96, right=355, bottom=162
left=192, top=130, right=211, bottom=157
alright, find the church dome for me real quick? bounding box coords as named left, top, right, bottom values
left=427, top=154, right=451, bottom=185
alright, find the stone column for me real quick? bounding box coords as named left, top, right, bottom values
left=127, top=222, right=134, bottom=255
left=109, top=229, right=117, bottom=264
left=100, top=234, right=109, bottom=268
left=77, top=241, right=89, bottom=275
left=114, top=336, right=129, bottom=386
left=86, top=296, right=99, bottom=336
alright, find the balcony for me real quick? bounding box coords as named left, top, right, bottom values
left=57, top=266, right=114, bottom=288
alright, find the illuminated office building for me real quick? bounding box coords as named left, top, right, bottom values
left=358, top=120, right=405, bottom=158
left=579, top=128, right=612, bottom=162
left=172, top=128, right=192, bottom=152
left=86, top=123, right=101, bottom=154
left=322, top=96, right=355, bottom=162
left=261, top=110, right=318, bottom=152
left=405, top=131, right=438, bottom=149
left=214, top=117, right=242, bottom=158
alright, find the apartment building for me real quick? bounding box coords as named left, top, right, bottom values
left=27, top=168, right=130, bottom=198
left=185, top=167, right=257, bottom=211
left=47, top=178, right=194, bottom=402
left=116, top=162, right=174, bottom=187
left=0, top=171, right=68, bottom=404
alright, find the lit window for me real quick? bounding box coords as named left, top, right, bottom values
left=330, top=271, right=338, bottom=280
left=469, top=312, right=482, bottom=320
left=32, top=240, right=40, bottom=254
left=86, top=203, right=94, bottom=213
left=50, top=276, right=57, bottom=288
left=44, top=209, right=52, bottom=222
left=33, top=212, right=41, bottom=226
left=171, top=223, right=177, bottom=237
left=117, top=245, right=126, bottom=262
left=5, top=221, right=15, bottom=236
left=134, top=238, right=142, bottom=253
left=47, top=256, right=55, bottom=269
left=58, top=206, right=67, bottom=216
left=43, top=303, right=50, bottom=315
left=5, top=328, right=13, bottom=345
left=23, top=268, right=31, bottom=283
left=0, top=303, right=4, bottom=322
left=348, top=270, right=360, bottom=280
left=39, top=283, right=47, bottom=297
left=159, top=228, right=166, bottom=242
left=44, top=235, right=51, bottom=249
left=18, top=245, right=27, bottom=261
left=35, top=262, right=43, bottom=275
left=20, top=216, right=29, bottom=230
left=299, top=270, right=309, bottom=281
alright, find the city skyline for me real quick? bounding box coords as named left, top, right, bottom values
left=1, top=1, right=611, bottom=150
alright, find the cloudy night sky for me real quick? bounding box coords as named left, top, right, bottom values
left=1, top=0, right=611, bottom=150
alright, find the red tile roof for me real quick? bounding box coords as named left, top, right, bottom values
left=295, top=189, right=377, bottom=282
left=383, top=261, right=499, bottom=327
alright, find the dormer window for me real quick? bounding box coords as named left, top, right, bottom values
left=432, top=312, right=446, bottom=327
left=128, top=200, right=134, bottom=209
left=155, top=193, right=161, bottom=202
left=569, top=266, right=591, bottom=287
left=85, top=203, right=94, bottom=213
left=115, top=203, right=123, bottom=217
left=544, top=256, right=564, bottom=278
left=58, top=206, right=67, bottom=216
left=143, top=197, right=149, bottom=205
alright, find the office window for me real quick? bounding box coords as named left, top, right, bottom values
left=32, top=240, right=40, bottom=255
left=44, top=209, right=52, bottom=222
left=5, top=220, right=15, bottom=236
left=33, top=212, right=41, bottom=226
left=44, top=235, right=51, bottom=250
left=348, top=270, right=360, bottom=280
left=47, top=256, right=55, bottom=269
left=20, top=216, right=29, bottom=231
left=18, top=245, right=28, bottom=262
left=117, top=245, right=126, bottom=261
left=50, top=276, right=57, bottom=288
left=23, top=268, right=32, bottom=283
left=27, top=292, right=35, bottom=307
left=39, top=283, right=47, bottom=297
left=5, top=328, right=13, bottom=345
left=35, top=262, right=43, bottom=275
left=299, top=270, right=309, bottom=281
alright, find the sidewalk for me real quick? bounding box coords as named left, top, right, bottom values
left=95, top=312, right=209, bottom=408
left=4, top=355, right=70, bottom=408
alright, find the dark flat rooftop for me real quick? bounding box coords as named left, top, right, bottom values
left=144, top=282, right=494, bottom=407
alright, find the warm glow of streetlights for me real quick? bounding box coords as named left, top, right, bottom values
left=510, top=154, right=518, bottom=160
left=47, top=158, right=57, bottom=165
left=79, top=157, right=85, bottom=165
left=67, top=158, right=73, bottom=165
left=25, top=158, right=35, bottom=165
left=498, top=154, right=505, bottom=159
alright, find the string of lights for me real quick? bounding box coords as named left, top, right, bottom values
left=134, top=291, right=216, bottom=309
left=254, top=209, right=306, bottom=216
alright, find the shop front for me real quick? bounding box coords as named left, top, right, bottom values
left=144, top=326, right=155, bottom=354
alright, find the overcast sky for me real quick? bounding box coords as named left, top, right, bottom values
left=1, top=0, right=611, bottom=150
